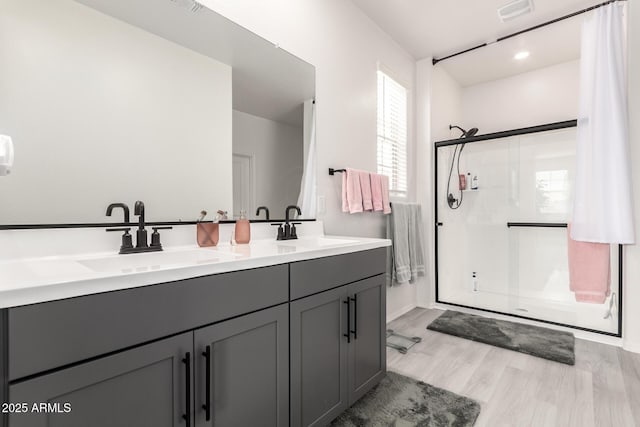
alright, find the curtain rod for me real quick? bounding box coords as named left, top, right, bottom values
left=432, top=0, right=627, bottom=66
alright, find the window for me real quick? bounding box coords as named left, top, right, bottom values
left=377, top=70, right=408, bottom=197
left=535, top=169, right=570, bottom=215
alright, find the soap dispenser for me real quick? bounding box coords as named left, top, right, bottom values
left=234, top=210, right=251, bottom=244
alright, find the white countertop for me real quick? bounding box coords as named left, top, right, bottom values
left=0, top=234, right=390, bottom=309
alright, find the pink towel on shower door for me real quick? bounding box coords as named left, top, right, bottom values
left=567, top=224, right=611, bottom=303
left=371, top=174, right=384, bottom=211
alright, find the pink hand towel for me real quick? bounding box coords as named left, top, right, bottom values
left=360, top=171, right=373, bottom=211
left=380, top=175, right=392, bottom=214
left=341, top=172, right=349, bottom=213
left=346, top=168, right=363, bottom=214
left=567, top=224, right=611, bottom=303
left=371, top=174, right=384, bottom=212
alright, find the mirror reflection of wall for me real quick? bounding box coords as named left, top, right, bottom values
left=232, top=110, right=304, bottom=220
left=0, top=0, right=315, bottom=224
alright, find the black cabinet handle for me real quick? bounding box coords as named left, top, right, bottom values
left=343, top=299, right=351, bottom=343
left=182, top=352, right=191, bottom=427
left=202, top=345, right=211, bottom=421
left=350, top=295, right=358, bottom=340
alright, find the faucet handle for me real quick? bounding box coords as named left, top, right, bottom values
left=106, top=227, right=131, bottom=232
left=290, top=223, right=302, bottom=239
left=151, top=226, right=173, bottom=249
left=271, top=223, right=284, bottom=240
left=106, top=227, right=133, bottom=252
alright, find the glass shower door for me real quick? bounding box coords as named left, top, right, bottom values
left=435, top=125, right=621, bottom=335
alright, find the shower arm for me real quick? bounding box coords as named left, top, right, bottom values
left=449, top=125, right=467, bottom=138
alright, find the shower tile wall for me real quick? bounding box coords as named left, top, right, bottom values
left=437, top=128, right=619, bottom=334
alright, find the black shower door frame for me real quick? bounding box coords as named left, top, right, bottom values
left=433, top=120, right=623, bottom=337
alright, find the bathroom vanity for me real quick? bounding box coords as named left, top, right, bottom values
left=0, top=233, right=389, bottom=427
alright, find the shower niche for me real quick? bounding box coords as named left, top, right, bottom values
left=435, top=121, right=622, bottom=336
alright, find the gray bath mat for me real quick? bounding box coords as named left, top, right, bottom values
left=427, top=310, right=575, bottom=365
left=331, top=371, right=480, bottom=427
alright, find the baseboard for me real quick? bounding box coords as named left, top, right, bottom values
left=623, top=340, right=640, bottom=354
left=387, top=303, right=417, bottom=322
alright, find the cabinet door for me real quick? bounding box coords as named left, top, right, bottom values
left=9, top=332, right=193, bottom=427
left=194, top=304, right=289, bottom=427
left=347, top=275, right=386, bottom=404
left=290, top=286, right=349, bottom=427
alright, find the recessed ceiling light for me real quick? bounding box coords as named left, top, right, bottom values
left=514, top=51, right=530, bottom=60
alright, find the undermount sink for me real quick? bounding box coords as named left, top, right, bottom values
left=77, top=249, right=240, bottom=273
left=278, top=237, right=359, bottom=247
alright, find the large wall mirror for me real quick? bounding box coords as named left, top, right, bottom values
left=0, top=0, right=315, bottom=224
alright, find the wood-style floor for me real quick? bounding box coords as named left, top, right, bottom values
left=386, top=308, right=640, bottom=427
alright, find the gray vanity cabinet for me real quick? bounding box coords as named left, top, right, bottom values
left=9, top=332, right=193, bottom=427
left=290, top=286, right=350, bottom=427
left=194, top=303, right=289, bottom=427
left=1, top=249, right=386, bottom=427
left=289, top=248, right=387, bottom=427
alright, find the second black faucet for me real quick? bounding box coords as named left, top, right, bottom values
left=106, top=201, right=171, bottom=254
left=272, top=205, right=302, bottom=240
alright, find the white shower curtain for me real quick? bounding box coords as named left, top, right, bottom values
left=571, top=3, right=634, bottom=244
left=297, top=101, right=317, bottom=218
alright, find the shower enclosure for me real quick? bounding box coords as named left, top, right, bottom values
left=435, top=121, right=622, bottom=336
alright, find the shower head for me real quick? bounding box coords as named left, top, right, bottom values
left=465, top=127, right=479, bottom=138
left=449, top=125, right=479, bottom=139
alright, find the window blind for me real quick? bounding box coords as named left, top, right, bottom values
left=377, top=70, right=407, bottom=197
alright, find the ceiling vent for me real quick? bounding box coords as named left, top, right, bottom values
left=497, top=0, right=534, bottom=23
left=170, top=0, right=204, bottom=13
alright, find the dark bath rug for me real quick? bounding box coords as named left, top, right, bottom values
left=331, top=371, right=480, bottom=427
left=427, top=310, right=575, bottom=365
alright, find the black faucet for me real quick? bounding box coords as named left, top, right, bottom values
left=106, top=203, right=130, bottom=223
left=106, top=201, right=171, bottom=254
left=106, top=203, right=133, bottom=252
left=134, top=201, right=148, bottom=249
left=273, top=205, right=302, bottom=240
left=285, top=205, right=301, bottom=223
left=256, top=206, right=270, bottom=220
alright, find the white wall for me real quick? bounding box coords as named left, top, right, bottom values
left=232, top=110, right=303, bottom=218
left=462, top=60, right=579, bottom=133
left=415, top=63, right=465, bottom=308
left=431, top=67, right=464, bottom=141
left=623, top=0, right=640, bottom=353
left=200, top=0, right=418, bottom=319
left=0, top=0, right=232, bottom=223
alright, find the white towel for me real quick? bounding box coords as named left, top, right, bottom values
left=387, top=203, right=425, bottom=285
